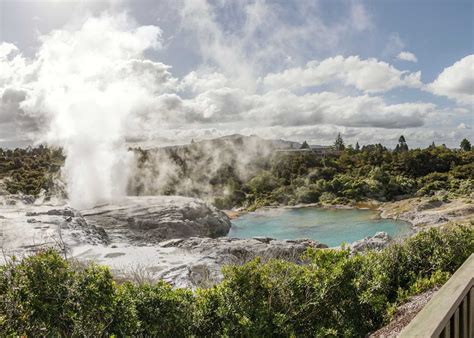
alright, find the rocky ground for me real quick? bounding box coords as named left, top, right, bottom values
left=1, top=192, right=471, bottom=290
left=81, top=196, right=231, bottom=243
left=380, top=196, right=473, bottom=228
left=0, top=194, right=329, bottom=288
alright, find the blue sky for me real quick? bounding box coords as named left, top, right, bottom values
left=0, top=0, right=472, bottom=148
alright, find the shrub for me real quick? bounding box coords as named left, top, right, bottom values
left=0, top=226, right=472, bottom=336
left=0, top=250, right=73, bottom=336
left=246, top=171, right=280, bottom=195
left=121, top=281, right=194, bottom=337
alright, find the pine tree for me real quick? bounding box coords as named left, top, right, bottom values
left=334, top=133, right=345, bottom=151
left=300, top=141, right=310, bottom=149
left=460, top=138, right=471, bottom=151
left=395, top=135, right=408, bottom=152
left=355, top=142, right=360, bottom=152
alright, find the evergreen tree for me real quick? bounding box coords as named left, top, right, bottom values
left=460, top=138, right=471, bottom=151
left=395, top=135, right=408, bottom=152
left=334, top=133, right=345, bottom=151
left=300, top=141, right=310, bottom=149
left=355, top=142, right=360, bottom=152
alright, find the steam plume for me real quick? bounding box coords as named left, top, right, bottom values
left=20, top=13, right=171, bottom=208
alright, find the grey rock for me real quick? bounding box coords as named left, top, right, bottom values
left=416, top=200, right=444, bottom=211
left=159, top=238, right=186, bottom=247
left=253, top=236, right=273, bottom=243
left=351, top=232, right=391, bottom=253
left=81, top=196, right=231, bottom=243
left=157, top=236, right=328, bottom=288
left=167, top=236, right=326, bottom=263
left=21, top=195, right=36, bottom=204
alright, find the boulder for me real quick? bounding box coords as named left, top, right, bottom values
left=166, top=237, right=327, bottom=264
left=351, top=232, right=391, bottom=253
left=81, top=196, right=231, bottom=243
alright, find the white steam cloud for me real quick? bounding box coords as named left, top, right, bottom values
left=17, top=14, right=171, bottom=208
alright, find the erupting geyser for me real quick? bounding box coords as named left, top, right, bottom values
left=18, top=14, right=173, bottom=208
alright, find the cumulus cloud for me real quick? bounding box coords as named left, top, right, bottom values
left=133, top=85, right=433, bottom=130
left=427, top=55, right=474, bottom=105
left=397, top=51, right=418, bottom=62
left=263, top=56, right=422, bottom=93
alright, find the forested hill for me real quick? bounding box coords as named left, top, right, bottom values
left=1, top=135, right=473, bottom=210
left=129, top=135, right=473, bottom=210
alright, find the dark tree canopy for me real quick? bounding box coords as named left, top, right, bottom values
left=460, top=138, right=471, bottom=151
left=395, top=135, right=409, bottom=153
left=334, top=133, right=345, bottom=151
left=300, top=141, right=310, bottom=149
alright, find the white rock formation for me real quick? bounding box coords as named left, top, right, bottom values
left=0, top=195, right=326, bottom=288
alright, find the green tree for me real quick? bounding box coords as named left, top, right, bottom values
left=395, top=135, right=408, bottom=152
left=334, top=133, right=345, bottom=151
left=355, top=142, right=360, bottom=152
left=460, top=138, right=471, bottom=151
left=300, top=141, right=310, bottom=149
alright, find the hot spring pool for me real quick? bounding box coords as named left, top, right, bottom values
left=228, top=207, right=412, bottom=247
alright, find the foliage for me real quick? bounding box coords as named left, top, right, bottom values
left=2, top=138, right=473, bottom=209
left=460, top=138, right=472, bottom=151
left=334, top=132, right=345, bottom=151
left=0, top=145, right=64, bottom=196
left=239, top=141, right=473, bottom=209
left=394, top=135, right=409, bottom=153
left=1, top=225, right=472, bottom=336
left=300, top=140, right=310, bottom=149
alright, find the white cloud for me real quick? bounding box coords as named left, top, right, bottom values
left=457, top=122, right=471, bottom=129
left=130, top=85, right=434, bottom=130
left=0, top=42, right=18, bottom=58
left=178, top=70, right=228, bottom=94
left=177, top=0, right=376, bottom=89
left=350, top=3, right=373, bottom=31
left=427, top=55, right=474, bottom=105
left=397, top=51, right=418, bottom=62
left=263, top=55, right=422, bottom=93
left=383, top=33, right=405, bottom=58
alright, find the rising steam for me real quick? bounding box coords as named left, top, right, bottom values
left=18, top=14, right=173, bottom=208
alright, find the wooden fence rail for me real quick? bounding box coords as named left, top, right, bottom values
left=399, top=253, right=474, bottom=338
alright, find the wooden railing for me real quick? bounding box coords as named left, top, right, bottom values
left=399, top=254, right=474, bottom=338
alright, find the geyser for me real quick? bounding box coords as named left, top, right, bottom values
left=18, top=13, right=174, bottom=208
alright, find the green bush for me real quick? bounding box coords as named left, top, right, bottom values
left=0, top=226, right=472, bottom=336
left=120, top=281, right=194, bottom=336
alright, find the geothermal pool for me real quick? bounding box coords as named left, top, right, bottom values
left=228, top=207, right=412, bottom=247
